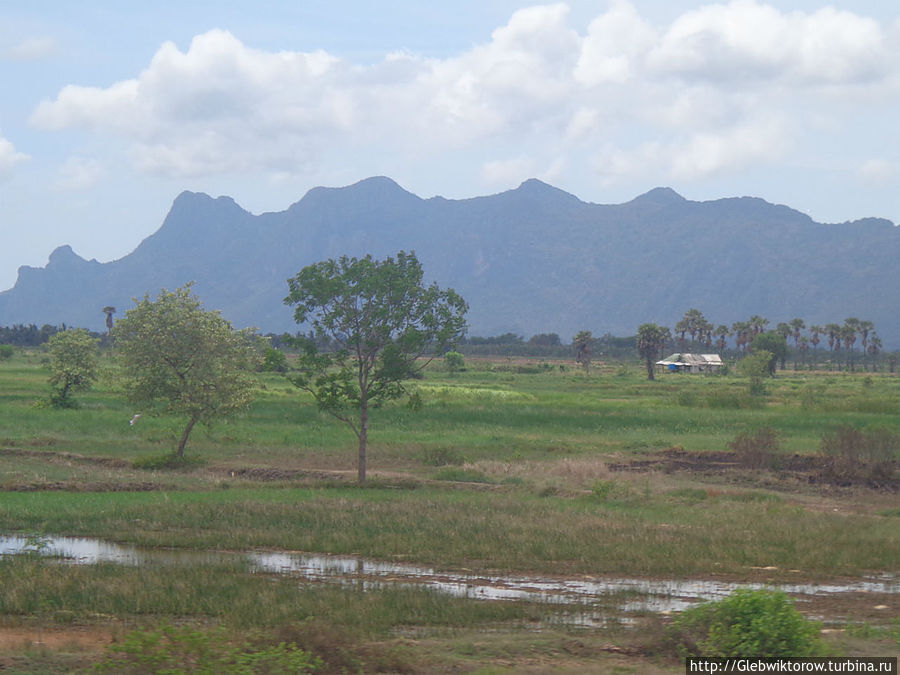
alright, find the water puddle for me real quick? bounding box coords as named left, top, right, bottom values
left=3, top=534, right=897, bottom=619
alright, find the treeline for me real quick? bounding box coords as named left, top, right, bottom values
left=0, top=323, right=104, bottom=346
left=667, top=309, right=893, bottom=372
left=2, top=314, right=896, bottom=372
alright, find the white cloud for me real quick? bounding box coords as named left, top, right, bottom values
left=26, top=3, right=900, bottom=188
left=669, top=115, right=789, bottom=178
left=0, top=135, right=28, bottom=176
left=481, top=157, right=536, bottom=186
left=55, top=157, right=104, bottom=191
left=2, top=36, right=56, bottom=61
left=647, top=0, right=889, bottom=85
left=575, top=0, right=657, bottom=86
left=858, top=158, right=896, bottom=185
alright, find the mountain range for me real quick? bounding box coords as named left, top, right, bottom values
left=1, top=176, right=898, bottom=346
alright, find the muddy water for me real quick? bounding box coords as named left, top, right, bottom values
left=2, top=534, right=897, bottom=619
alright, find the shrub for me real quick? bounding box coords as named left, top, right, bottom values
left=444, top=350, right=465, bottom=373
left=93, top=622, right=321, bottom=673
left=433, top=467, right=493, bottom=483
left=820, top=425, right=899, bottom=483
left=132, top=452, right=207, bottom=471
left=46, top=329, right=99, bottom=407
left=261, top=346, right=289, bottom=373
left=0, top=344, right=13, bottom=361
left=727, top=427, right=780, bottom=469
left=668, top=589, right=825, bottom=658
left=421, top=446, right=465, bottom=467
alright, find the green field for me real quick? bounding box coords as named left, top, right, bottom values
left=1, top=350, right=898, bottom=672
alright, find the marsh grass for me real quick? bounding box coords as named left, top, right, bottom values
left=0, top=557, right=534, bottom=632
left=2, top=485, right=897, bottom=577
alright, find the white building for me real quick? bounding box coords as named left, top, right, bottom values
left=655, top=353, right=724, bottom=373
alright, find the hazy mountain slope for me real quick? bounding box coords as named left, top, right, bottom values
left=1, top=176, right=897, bottom=345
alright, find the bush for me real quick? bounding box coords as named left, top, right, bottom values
left=668, top=589, right=825, bottom=657
left=132, top=452, right=207, bottom=471
left=421, top=446, right=465, bottom=466
left=820, top=425, right=899, bottom=483
left=728, top=427, right=780, bottom=469
left=93, top=622, right=321, bottom=673
left=444, top=350, right=465, bottom=373
left=261, top=347, right=289, bottom=373
left=0, top=344, right=13, bottom=361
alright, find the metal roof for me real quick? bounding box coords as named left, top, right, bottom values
left=656, top=353, right=723, bottom=366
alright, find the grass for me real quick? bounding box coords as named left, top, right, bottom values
left=0, top=349, right=898, bottom=671
left=1, top=486, right=897, bottom=577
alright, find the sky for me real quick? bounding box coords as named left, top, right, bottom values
left=2, top=0, right=900, bottom=291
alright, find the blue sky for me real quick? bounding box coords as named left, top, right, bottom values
left=2, top=0, right=899, bottom=291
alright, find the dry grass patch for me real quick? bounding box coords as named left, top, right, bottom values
left=466, top=457, right=612, bottom=489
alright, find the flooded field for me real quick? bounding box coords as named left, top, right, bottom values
left=4, top=533, right=897, bottom=623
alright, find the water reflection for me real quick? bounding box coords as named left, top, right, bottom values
left=2, top=534, right=897, bottom=617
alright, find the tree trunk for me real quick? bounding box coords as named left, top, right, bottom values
left=176, top=414, right=199, bottom=458
left=358, top=399, right=368, bottom=483
left=645, top=358, right=655, bottom=381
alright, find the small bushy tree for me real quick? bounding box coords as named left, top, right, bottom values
left=113, top=285, right=258, bottom=458
left=46, top=329, right=99, bottom=407
left=444, top=350, right=465, bottom=373
left=261, top=346, right=289, bottom=373
left=0, top=344, right=13, bottom=361
left=669, top=589, right=825, bottom=657
left=751, top=331, right=787, bottom=376
left=738, top=350, right=773, bottom=396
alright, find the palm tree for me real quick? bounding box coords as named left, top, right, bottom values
left=714, top=325, right=731, bottom=353
left=732, top=321, right=751, bottom=353
left=637, top=323, right=671, bottom=381
left=573, top=330, right=593, bottom=375
left=841, top=320, right=859, bottom=371
left=789, top=318, right=805, bottom=370
left=867, top=333, right=882, bottom=372
left=808, top=325, right=822, bottom=352
left=102, top=306, right=116, bottom=336
left=675, top=318, right=690, bottom=351
left=824, top=323, right=841, bottom=369
left=697, top=318, right=714, bottom=349
left=798, top=336, right=810, bottom=369
left=857, top=320, right=874, bottom=370
left=749, top=315, right=769, bottom=337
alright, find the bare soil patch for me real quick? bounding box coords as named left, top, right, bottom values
left=608, top=447, right=900, bottom=493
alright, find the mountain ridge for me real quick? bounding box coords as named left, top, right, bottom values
left=1, top=178, right=897, bottom=345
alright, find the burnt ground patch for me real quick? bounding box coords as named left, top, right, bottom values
left=608, top=447, right=899, bottom=492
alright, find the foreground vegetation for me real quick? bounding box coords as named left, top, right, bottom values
left=1, top=349, right=898, bottom=672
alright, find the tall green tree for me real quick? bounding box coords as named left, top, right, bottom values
left=750, top=331, right=787, bottom=377
left=284, top=251, right=468, bottom=483
left=46, top=328, right=99, bottom=407
left=636, top=323, right=670, bottom=381
left=113, top=285, right=258, bottom=458
left=775, top=323, right=791, bottom=370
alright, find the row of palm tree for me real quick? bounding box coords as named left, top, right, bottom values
left=673, top=309, right=883, bottom=371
